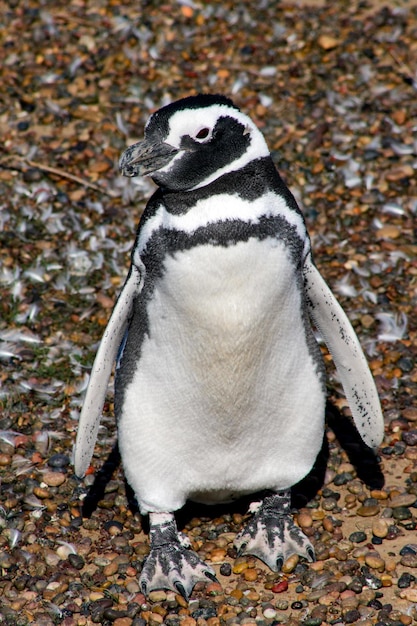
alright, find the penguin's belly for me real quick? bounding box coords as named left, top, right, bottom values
left=118, top=238, right=325, bottom=513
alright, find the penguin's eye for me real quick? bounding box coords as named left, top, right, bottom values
left=195, top=127, right=210, bottom=141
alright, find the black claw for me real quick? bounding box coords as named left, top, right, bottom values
left=237, top=542, right=247, bottom=556
left=141, top=581, right=148, bottom=596
left=276, top=556, right=283, bottom=571
left=174, top=582, right=188, bottom=601
left=204, top=571, right=218, bottom=583
left=307, top=547, right=315, bottom=562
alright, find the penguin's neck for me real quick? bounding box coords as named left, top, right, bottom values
left=157, top=156, right=283, bottom=216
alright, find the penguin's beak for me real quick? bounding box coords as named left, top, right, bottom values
left=119, top=139, right=179, bottom=177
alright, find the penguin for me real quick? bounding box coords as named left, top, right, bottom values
left=74, top=94, right=384, bottom=600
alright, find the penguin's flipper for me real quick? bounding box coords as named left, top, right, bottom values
left=234, top=491, right=315, bottom=569
left=140, top=513, right=218, bottom=600
left=303, top=254, right=384, bottom=450
left=74, top=265, right=143, bottom=478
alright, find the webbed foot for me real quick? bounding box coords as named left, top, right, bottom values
left=234, top=491, right=315, bottom=571
left=140, top=512, right=218, bottom=600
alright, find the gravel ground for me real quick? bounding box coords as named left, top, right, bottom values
left=1, top=1, right=417, bottom=624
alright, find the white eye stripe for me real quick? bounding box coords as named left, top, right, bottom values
left=159, top=105, right=269, bottom=188
left=164, top=105, right=244, bottom=148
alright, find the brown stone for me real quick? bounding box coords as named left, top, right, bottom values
left=357, top=505, right=380, bottom=517
left=42, top=471, right=66, bottom=487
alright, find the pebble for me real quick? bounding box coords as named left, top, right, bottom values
left=47, top=453, right=70, bottom=469
left=345, top=494, right=357, bottom=509
left=344, top=608, right=361, bottom=623
left=322, top=516, right=334, bottom=532
left=320, top=593, right=340, bottom=608
left=113, top=619, right=133, bottom=626
left=376, top=225, right=401, bottom=240
left=233, top=557, right=250, bottom=574
left=380, top=573, right=392, bottom=587
left=360, top=568, right=382, bottom=590
left=389, top=493, right=417, bottom=508
left=0, top=453, right=11, bottom=466
left=33, top=486, right=49, bottom=499
left=364, top=553, right=385, bottom=571
left=290, top=601, right=304, bottom=610
left=370, top=489, right=389, bottom=500
left=322, top=497, right=338, bottom=511
left=403, top=408, right=417, bottom=422
left=271, top=580, right=288, bottom=593
left=402, top=430, right=417, bottom=446
left=297, top=511, right=313, bottom=528
left=349, top=531, right=367, bottom=544
left=318, top=34, right=339, bottom=50
left=371, top=519, right=388, bottom=538
left=334, top=472, right=353, bottom=486
left=275, top=600, right=289, bottom=611
left=67, top=553, right=85, bottom=570
left=206, top=581, right=223, bottom=596
left=103, top=560, right=119, bottom=576
left=243, top=568, right=258, bottom=582
left=302, top=619, right=323, bottom=626
left=400, top=553, right=417, bottom=568
left=0, top=552, right=14, bottom=569
left=220, top=563, right=232, bottom=576
left=210, top=547, right=227, bottom=562
left=42, top=471, right=66, bottom=487
left=356, top=505, right=380, bottom=517
left=397, top=572, right=415, bottom=588
left=148, top=591, right=167, bottom=603
left=281, top=554, right=299, bottom=573
left=400, top=589, right=417, bottom=602
left=392, top=506, right=412, bottom=520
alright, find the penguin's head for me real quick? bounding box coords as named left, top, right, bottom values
left=119, top=94, right=269, bottom=191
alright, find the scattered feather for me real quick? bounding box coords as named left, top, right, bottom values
left=12, top=457, right=35, bottom=476
left=335, top=274, right=358, bottom=298
left=376, top=312, right=408, bottom=342
left=382, top=202, right=406, bottom=216
left=33, top=431, right=51, bottom=455
left=45, top=603, right=65, bottom=619
left=0, top=329, right=42, bottom=344
left=56, top=540, right=78, bottom=556
left=6, top=528, right=22, bottom=549
left=115, top=111, right=130, bottom=136
left=0, top=345, right=21, bottom=361
left=23, top=267, right=47, bottom=283
left=311, top=572, right=332, bottom=589
left=0, top=431, right=21, bottom=446
left=23, top=494, right=46, bottom=509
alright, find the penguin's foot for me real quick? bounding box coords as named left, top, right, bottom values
left=139, top=512, right=218, bottom=600
left=234, top=491, right=315, bottom=571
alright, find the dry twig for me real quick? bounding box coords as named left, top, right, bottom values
left=1, top=156, right=118, bottom=198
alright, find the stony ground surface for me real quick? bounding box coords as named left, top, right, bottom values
left=1, top=0, right=417, bottom=624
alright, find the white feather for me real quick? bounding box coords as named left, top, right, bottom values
left=376, top=312, right=407, bottom=342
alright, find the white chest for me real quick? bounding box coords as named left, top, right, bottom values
left=119, top=237, right=325, bottom=511
left=147, top=238, right=301, bottom=399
